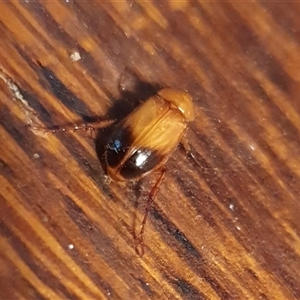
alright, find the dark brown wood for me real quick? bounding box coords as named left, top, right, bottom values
left=1, top=1, right=300, bottom=299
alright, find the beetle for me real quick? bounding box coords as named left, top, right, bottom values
left=104, top=88, right=194, bottom=256
left=33, top=87, right=194, bottom=256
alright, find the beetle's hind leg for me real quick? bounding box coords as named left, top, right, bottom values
left=135, top=166, right=166, bottom=257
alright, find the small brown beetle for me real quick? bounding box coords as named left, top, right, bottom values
left=105, top=88, right=194, bottom=256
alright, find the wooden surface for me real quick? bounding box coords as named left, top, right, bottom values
left=0, top=1, right=300, bottom=299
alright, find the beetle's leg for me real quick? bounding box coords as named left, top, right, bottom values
left=30, top=119, right=115, bottom=138
left=135, top=166, right=166, bottom=257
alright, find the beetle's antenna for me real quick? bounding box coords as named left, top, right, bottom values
left=135, top=167, right=166, bottom=257
left=30, top=119, right=115, bottom=137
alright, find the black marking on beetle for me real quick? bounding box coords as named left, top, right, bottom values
left=120, top=148, right=162, bottom=180
left=106, top=125, right=133, bottom=168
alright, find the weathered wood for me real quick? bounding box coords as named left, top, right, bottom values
left=0, top=1, right=300, bottom=299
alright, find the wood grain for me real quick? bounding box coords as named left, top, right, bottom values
left=0, top=1, right=300, bottom=299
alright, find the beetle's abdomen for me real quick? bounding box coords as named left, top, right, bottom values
left=119, top=148, right=162, bottom=180
left=106, top=122, right=164, bottom=181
